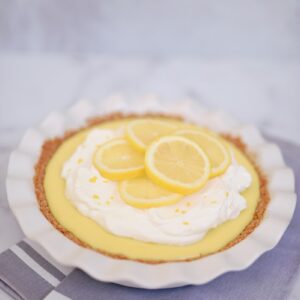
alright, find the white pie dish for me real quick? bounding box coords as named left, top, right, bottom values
left=6, top=96, right=297, bottom=289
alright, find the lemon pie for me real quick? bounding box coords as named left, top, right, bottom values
left=34, top=114, right=269, bottom=263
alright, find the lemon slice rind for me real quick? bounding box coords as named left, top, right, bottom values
left=119, top=177, right=182, bottom=209
left=94, top=139, right=144, bottom=181
left=126, top=119, right=177, bottom=152
left=145, top=135, right=211, bottom=194
left=175, top=129, right=231, bottom=178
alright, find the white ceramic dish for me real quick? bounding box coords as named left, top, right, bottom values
left=6, top=96, right=297, bottom=289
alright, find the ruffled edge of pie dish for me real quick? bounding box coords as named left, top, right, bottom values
left=6, top=95, right=296, bottom=289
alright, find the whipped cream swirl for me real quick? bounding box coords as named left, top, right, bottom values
left=62, top=129, right=252, bottom=245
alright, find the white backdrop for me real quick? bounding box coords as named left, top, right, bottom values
left=1, top=0, right=300, bottom=59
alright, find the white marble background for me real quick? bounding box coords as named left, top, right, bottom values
left=0, top=0, right=300, bottom=299
left=1, top=55, right=300, bottom=144
left=1, top=0, right=300, bottom=58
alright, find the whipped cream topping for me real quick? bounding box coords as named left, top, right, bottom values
left=62, top=129, right=252, bottom=246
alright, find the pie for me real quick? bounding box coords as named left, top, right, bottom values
left=34, top=113, right=269, bottom=263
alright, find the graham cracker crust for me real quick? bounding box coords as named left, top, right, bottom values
left=33, top=113, right=270, bottom=264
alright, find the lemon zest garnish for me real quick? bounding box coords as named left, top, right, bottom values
left=92, top=194, right=99, bottom=200
left=77, top=158, right=83, bottom=164
left=89, top=176, right=97, bottom=183
left=182, top=221, right=189, bottom=225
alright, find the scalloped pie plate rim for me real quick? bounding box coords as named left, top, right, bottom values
left=6, top=96, right=297, bottom=289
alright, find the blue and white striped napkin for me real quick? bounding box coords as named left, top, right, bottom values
left=0, top=239, right=71, bottom=300
left=1, top=136, right=299, bottom=300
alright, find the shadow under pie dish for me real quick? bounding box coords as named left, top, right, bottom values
left=7, top=98, right=296, bottom=287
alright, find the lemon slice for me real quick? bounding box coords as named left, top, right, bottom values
left=145, top=136, right=210, bottom=194
left=175, top=129, right=231, bottom=177
left=94, top=138, right=144, bottom=180
left=126, top=119, right=177, bottom=152
left=119, top=177, right=182, bottom=208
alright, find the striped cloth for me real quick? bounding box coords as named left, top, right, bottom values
left=0, top=239, right=72, bottom=300
left=0, top=136, right=299, bottom=300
